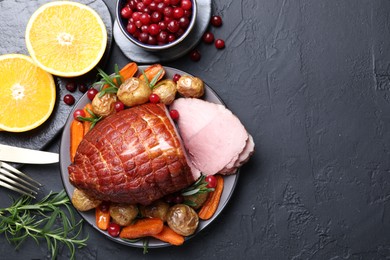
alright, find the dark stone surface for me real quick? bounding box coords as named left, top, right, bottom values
left=1, top=0, right=390, bottom=259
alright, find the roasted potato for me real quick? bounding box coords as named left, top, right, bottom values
left=184, top=192, right=209, bottom=210
left=71, top=188, right=101, bottom=212
left=152, top=79, right=177, bottom=105
left=167, top=204, right=199, bottom=236
left=139, top=200, right=170, bottom=222
left=92, top=93, right=117, bottom=117
left=176, top=75, right=204, bottom=98
left=117, top=77, right=151, bottom=107
left=109, top=203, right=139, bottom=226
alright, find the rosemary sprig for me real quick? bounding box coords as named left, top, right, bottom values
left=181, top=175, right=215, bottom=197
left=76, top=108, right=102, bottom=130
left=142, top=69, right=164, bottom=89
left=93, top=67, right=122, bottom=97
left=0, top=190, right=88, bottom=260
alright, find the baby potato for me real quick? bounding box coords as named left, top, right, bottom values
left=92, top=93, right=117, bottom=117
left=71, top=188, right=101, bottom=212
left=109, top=203, right=139, bottom=226
left=176, top=75, right=204, bottom=98
left=139, top=200, right=170, bottom=222
left=184, top=192, right=209, bottom=210
left=152, top=79, right=177, bottom=105
left=117, top=77, right=151, bottom=107
left=167, top=204, right=199, bottom=236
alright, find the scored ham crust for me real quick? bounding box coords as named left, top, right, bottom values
left=68, top=103, right=197, bottom=205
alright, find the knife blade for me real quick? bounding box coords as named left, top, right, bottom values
left=0, top=144, right=59, bottom=164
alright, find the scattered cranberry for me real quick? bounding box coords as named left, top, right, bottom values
left=169, top=109, right=179, bottom=120
left=63, top=94, right=75, bottom=105
left=189, top=49, right=201, bottom=61
left=114, top=101, right=125, bottom=112
left=205, top=175, right=217, bottom=188
left=173, top=194, right=184, bottom=204
left=73, top=109, right=86, bottom=120
left=172, top=73, right=181, bottom=83
left=211, top=15, right=222, bottom=27
left=65, top=82, right=76, bottom=92
left=99, top=202, right=110, bottom=212
left=215, top=39, right=225, bottom=49
left=108, top=223, right=121, bottom=237
left=78, top=83, right=88, bottom=93
left=149, top=93, right=160, bottom=103
left=87, top=88, right=99, bottom=101
left=202, top=32, right=214, bottom=44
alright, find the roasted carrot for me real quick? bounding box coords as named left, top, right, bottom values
left=96, top=206, right=110, bottom=230
left=138, top=64, right=165, bottom=83
left=114, top=62, right=138, bottom=85
left=70, top=120, right=84, bottom=163
left=198, top=175, right=224, bottom=220
left=152, top=225, right=185, bottom=246
left=83, top=103, right=93, bottom=134
left=119, top=218, right=164, bottom=239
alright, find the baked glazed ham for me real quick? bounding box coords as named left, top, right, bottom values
left=68, top=103, right=199, bottom=205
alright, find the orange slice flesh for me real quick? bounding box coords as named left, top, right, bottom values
left=25, top=1, right=107, bottom=77
left=0, top=54, right=56, bottom=132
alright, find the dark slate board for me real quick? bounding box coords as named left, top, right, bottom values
left=0, top=0, right=113, bottom=150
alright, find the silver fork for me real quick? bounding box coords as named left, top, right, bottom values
left=0, top=161, right=42, bottom=198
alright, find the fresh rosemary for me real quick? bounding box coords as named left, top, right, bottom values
left=181, top=175, right=215, bottom=197
left=0, top=190, right=88, bottom=259
left=76, top=108, right=102, bottom=130
left=142, top=69, right=164, bottom=89
left=93, top=67, right=122, bottom=97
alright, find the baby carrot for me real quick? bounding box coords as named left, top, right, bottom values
left=198, top=175, right=224, bottom=220
left=82, top=103, right=93, bottom=135
left=152, top=225, right=185, bottom=246
left=116, top=62, right=138, bottom=84
left=70, top=120, right=84, bottom=163
left=96, top=206, right=110, bottom=231
left=119, top=218, right=164, bottom=239
left=138, top=64, right=165, bottom=83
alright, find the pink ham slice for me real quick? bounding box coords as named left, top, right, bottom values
left=170, top=98, right=254, bottom=176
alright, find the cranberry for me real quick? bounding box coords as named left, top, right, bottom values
left=156, top=2, right=166, bottom=13
left=128, top=0, right=137, bottom=10
left=169, top=109, right=179, bottom=120
left=202, top=32, right=214, bottom=44
left=121, top=6, right=133, bottom=19
left=141, top=24, right=149, bottom=33
left=167, top=20, right=179, bottom=33
left=178, top=16, right=189, bottom=28
left=173, top=194, right=184, bottom=204
left=172, top=73, right=181, bottom=83
left=135, top=20, right=143, bottom=28
left=108, top=223, right=121, bottom=237
left=149, top=2, right=157, bottom=11
left=99, top=202, right=110, bottom=212
left=158, top=21, right=167, bottom=30
left=65, top=82, right=76, bottom=92
left=149, top=93, right=160, bottom=103
left=173, top=7, right=184, bottom=19
left=211, top=15, right=223, bottom=27
left=127, top=22, right=137, bottom=34
left=63, top=94, right=75, bottom=105
left=132, top=11, right=141, bottom=21
left=139, top=32, right=149, bottom=43
left=73, top=109, right=86, bottom=120
left=148, top=23, right=160, bottom=35
left=114, top=101, right=125, bottom=112
left=168, top=33, right=176, bottom=42
left=87, top=88, right=98, bottom=101
left=140, top=13, right=151, bottom=25
left=143, top=7, right=150, bottom=13
left=181, top=0, right=192, bottom=10
left=215, top=39, right=225, bottom=49
left=157, top=30, right=168, bottom=43
left=142, top=0, right=152, bottom=5
left=151, top=11, right=162, bottom=23
left=163, top=6, right=173, bottom=18
left=136, top=2, right=145, bottom=11
left=205, top=175, right=217, bottom=188
left=189, top=49, right=201, bottom=61
left=78, top=83, right=88, bottom=93
left=148, top=35, right=157, bottom=45
left=176, top=28, right=185, bottom=36
left=183, top=9, right=192, bottom=17
left=170, top=0, right=180, bottom=5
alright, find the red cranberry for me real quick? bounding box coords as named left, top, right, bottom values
left=141, top=24, right=149, bottom=33
left=163, top=6, right=173, bottom=18
left=149, top=93, right=160, bottom=103
left=189, top=49, right=201, bottom=61
left=173, top=194, right=184, bottom=204
left=157, top=30, right=168, bottom=43
left=78, top=83, right=88, bottom=93
left=202, top=32, right=214, bottom=44
left=173, top=7, right=184, bottom=19
left=211, top=15, right=223, bottom=27
left=108, top=223, right=121, bottom=237
left=148, top=35, right=157, bottom=45
left=132, top=11, right=141, bottom=21
left=168, top=33, right=176, bottom=42
left=184, top=9, right=192, bottom=17
left=205, top=175, right=217, bottom=188
left=65, top=82, right=76, bottom=92
left=87, top=88, right=98, bottom=100
left=215, top=39, right=225, bottom=49
left=158, top=21, right=167, bottom=30
left=99, top=202, right=110, bottom=212
left=169, top=109, right=179, bottom=120
left=151, top=11, right=162, bottom=23
left=139, top=32, right=149, bottom=43
left=121, top=6, right=133, bottom=19
left=167, top=20, right=179, bottom=33
left=170, top=0, right=180, bottom=5
left=63, top=94, right=75, bottom=105
left=114, top=101, right=125, bottom=112
left=181, top=0, right=192, bottom=10
left=172, top=73, right=181, bottom=83
left=140, top=13, right=151, bottom=25
left=136, top=2, right=145, bottom=11
left=73, top=109, right=86, bottom=120
left=178, top=16, right=189, bottom=28
left=149, top=2, right=157, bottom=11
left=156, top=2, right=166, bottom=13
left=143, top=0, right=152, bottom=5
left=127, top=22, right=137, bottom=34
left=164, top=0, right=171, bottom=5
left=128, top=0, right=137, bottom=9
left=148, top=23, right=160, bottom=35
left=135, top=20, right=142, bottom=28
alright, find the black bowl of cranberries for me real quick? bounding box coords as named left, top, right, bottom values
left=116, top=0, right=197, bottom=51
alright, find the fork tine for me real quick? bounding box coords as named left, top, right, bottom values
left=0, top=168, right=40, bottom=191
left=0, top=174, right=38, bottom=195
left=1, top=162, right=42, bottom=186
left=0, top=179, right=36, bottom=198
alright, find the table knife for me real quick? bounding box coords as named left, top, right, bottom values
left=0, top=144, right=59, bottom=164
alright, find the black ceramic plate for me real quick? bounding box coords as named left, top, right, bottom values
left=0, top=0, right=113, bottom=155
left=59, top=66, right=239, bottom=248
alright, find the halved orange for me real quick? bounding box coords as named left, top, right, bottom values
left=25, top=1, right=107, bottom=77
left=0, top=54, right=56, bottom=132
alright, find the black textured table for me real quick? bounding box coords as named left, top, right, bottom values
left=1, top=0, right=390, bottom=259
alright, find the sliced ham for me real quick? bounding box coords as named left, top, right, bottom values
left=170, top=98, right=254, bottom=176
